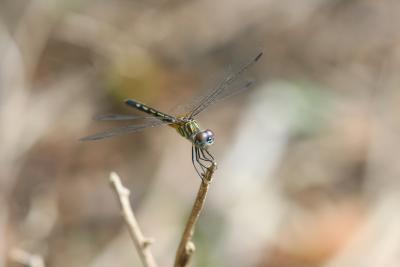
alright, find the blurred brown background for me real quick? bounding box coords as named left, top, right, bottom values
left=1, top=0, right=400, bottom=266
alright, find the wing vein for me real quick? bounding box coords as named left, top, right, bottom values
left=188, top=52, right=262, bottom=118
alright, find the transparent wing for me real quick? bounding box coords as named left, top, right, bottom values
left=80, top=119, right=169, bottom=141
left=94, top=114, right=155, bottom=121
left=187, top=52, right=262, bottom=118
left=198, top=79, right=255, bottom=108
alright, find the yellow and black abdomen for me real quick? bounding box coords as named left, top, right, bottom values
left=125, top=99, right=201, bottom=142
left=125, top=99, right=177, bottom=123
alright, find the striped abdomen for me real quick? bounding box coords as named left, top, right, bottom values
left=125, top=99, right=177, bottom=123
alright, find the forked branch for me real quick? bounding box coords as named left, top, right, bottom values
left=174, top=162, right=217, bottom=267
left=109, top=172, right=158, bottom=267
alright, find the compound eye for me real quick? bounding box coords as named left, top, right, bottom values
left=194, top=132, right=208, bottom=145
left=205, top=129, right=215, bottom=145
left=194, top=130, right=215, bottom=147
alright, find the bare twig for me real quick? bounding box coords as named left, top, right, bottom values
left=109, top=172, right=158, bottom=267
left=174, top=162, right=217, bottom=267
left=9, top=249, right=45, bottom=267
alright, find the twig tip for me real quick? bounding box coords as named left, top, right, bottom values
left=109, top=171, right=120, bottom=182
left=109, top=172, right=130, bottom=196
left=211, top=161, right=217, bottom=169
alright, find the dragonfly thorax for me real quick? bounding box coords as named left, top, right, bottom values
left=175, top=119, right=215, bottom=148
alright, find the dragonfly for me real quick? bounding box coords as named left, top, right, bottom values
left=81, top=52, right=263, bottom=177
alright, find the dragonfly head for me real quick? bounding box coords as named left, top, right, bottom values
left=194, top=129, right=215, bottom=148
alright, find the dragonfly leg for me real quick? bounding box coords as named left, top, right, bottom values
left=199, top=149, right=214, bottom=163
left=203, top=149, right=215, bottom=161
left=195, top=147, right=208, bottom=171
left=192, top=146, right=205, bottom=178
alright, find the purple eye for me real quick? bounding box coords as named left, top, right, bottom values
left=205, top=130, right=214, bottom=144
left=194, top=129, right=214, bottom=147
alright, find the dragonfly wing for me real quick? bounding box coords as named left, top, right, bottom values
left=187, top=52, right=262, bottom=118
left=94, top=114, right=154, bottom=121
left=80, top=119, right=168, bottom=141
left=192, top=79, right=255, bottom=117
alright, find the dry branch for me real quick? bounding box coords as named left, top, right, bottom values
left=109, top=172, right=158, bottom=267
left=174, top=162, right=217, bottom=267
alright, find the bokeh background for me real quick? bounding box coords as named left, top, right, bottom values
left=1, top=0, right=400, bottom=266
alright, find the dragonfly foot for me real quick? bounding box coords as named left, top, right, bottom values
left=192, top=146, right=215, bottom=179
